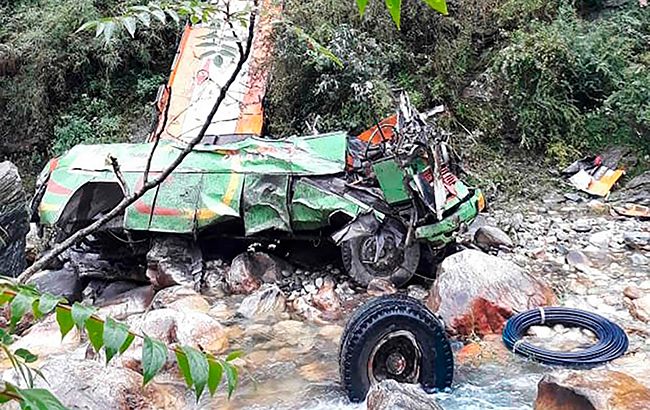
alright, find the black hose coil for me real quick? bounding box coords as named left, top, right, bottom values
left=502, top=307, right=628, bottom=366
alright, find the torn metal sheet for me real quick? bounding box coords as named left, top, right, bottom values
left=243, top=174, right=291, bottom=235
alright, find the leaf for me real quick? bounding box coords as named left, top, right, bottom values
left=167, top=9, right=180, bottom=24
left=75, top=20, right=98, bottom=34
left=120, top=333, right=135, bottom=354
left=102, top=318, right=129, bottom=364
left=151, top=8, right=167, bottom=24
left=10, top=291, right=34, bottom=329
left=55, top=306, right=74, bottom=339
left=71, top=303, right=94, bottom=330
left=422, top=0, right=448, bottom=15
left=223, top=361, right=238, bottom=399
left=0, top=290, right=14, bottom=305
left=103, top=21, right=116, bottom=43
left=85, top=317, right=104, bottom=352
left=190, top=14, right=200, bottom=25
left=36, top=294, right=60, bottom=318
left=356, top=0, right=369, bottom=15
left=0, top=329, right=13, bottom=345
left=142, top=337, right=167, bottom=386
left=174, top=349, right=193, bottom=388
left=16, top=388, right=67, bottom=410
left=385, top=0, right=402, bottom=29
left=122, top=16, right=137, bottom=38
left=225, top=351, right=242, bottom=362
left=180, top=346, right=209, bottom=400
left=207, top=359, right=223, bottom=396
left=95, top=22, right=106, bottom=38
left=137, top=12, right=151, bottom=28
left=14, top=349, right=37, bottom=364
left=129, top=5, right=151, bottom=13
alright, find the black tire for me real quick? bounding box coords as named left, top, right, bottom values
left=339, top=295, right=454, bottom=403
left=341, top=220, right=420, bottom=287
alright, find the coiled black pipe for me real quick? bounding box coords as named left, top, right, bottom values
left=502, top=307, right=628, bottom=366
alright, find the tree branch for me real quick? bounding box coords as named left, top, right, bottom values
left=144, top=86, right=173, bottom=185
left=18, top=1, right=259, bottom=284
left=108, top=155, right=129, bottom=196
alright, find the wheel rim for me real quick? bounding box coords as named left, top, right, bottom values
left=368, top=330, right=421, bottom=385
left=359, top=235, right=404, bottom=277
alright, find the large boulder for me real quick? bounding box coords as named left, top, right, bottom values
left=224, top=252, right=293, bottom=295
left=534, top=370, right=650, bottom=410
left=0, top=161, right=29, bottom=277
left=146, top=236, right=202, bottom=289
left=67, top=248, right=147, bottom=282
left=426, top=250, right=556, bottom=337
left=27, top=266, right=86, bottom=302
left=366, top=380, right=443, bottom=410
left=32, top=356, right=186, bottom=410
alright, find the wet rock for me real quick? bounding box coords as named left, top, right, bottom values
left=0, top=161, right=29, bottom=277
left=312, top=277, right=342, bottom=320
left=366, top=379, right=443, bottom=410
left=237, top=284, right=286, bottom=319
left=146, top=235, right=202, bottom=289
left=66, top=247, right=147, bottom=282
left=623, top=232, right=650, bottom=251
left=624, top=286, right=643, bottom=300
left=630, top=254, right=648, bottom=266
left=455, top=334, right=510, bottom=366
left=474, top=226, right=514, bottom=250
left=151, top=285, right=210, bottom=313
left=367, top=278, right=397, bottom=297
left=298, top=362, right=336, bottom=383
left=27, top=266, right=85, bottom=302
left=225, top=252, right=293, bottom=295
left=292, top=295, right=327, bottom=324
left=95, top=285, right=154, bottom=320
left=535, top=370, right=650, bottom=410
left=32, top=356, right=185, bottom=410
left=140, top=308, right=228, bottom=353
left=426, top=250, right=556, bottom=337
left=629, top=294, right=650, bottom=323
left=84, top=280, right=143, bottom=305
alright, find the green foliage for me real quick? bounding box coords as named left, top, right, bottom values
left=493, top=3, right=650, bottom=159
left=0, top=278, right=241, bottom=408
left=0, top=0, right=176, bottom=188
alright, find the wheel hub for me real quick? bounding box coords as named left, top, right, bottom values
left=359, top=236, right=403, bottom=276
left=368, top=330, right=421, bottom=384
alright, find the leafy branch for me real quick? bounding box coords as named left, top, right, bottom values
left=0, top=279, right=241, bottom=409
left=357, top=0, right=448, bottom=29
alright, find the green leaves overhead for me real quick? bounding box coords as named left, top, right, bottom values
left=355, top=0, right=448, bottom=28
left=142, top=337, right=168, bottom=386
left=9, top=291, right=34, bottom=329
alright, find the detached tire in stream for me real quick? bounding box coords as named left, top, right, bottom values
left=339, top=295, right=453, bottom=402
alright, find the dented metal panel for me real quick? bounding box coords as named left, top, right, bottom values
left=243, top=174, right=291, bottom=235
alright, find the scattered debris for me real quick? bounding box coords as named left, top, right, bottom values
left=613, top=203, right=650, bottom=219
left=562, top=152, right=625, bottom=197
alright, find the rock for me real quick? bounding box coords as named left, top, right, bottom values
left=311, top=277, right=342, bottom=320
left=587, top=199, right=608, bottom=213
left=589, top=231, right=611, bottom=249
left=151, top=286, right=210, bottom=313
left=66, top=248, right=147, bottom=282
left=474, top=226, right=514, bottom=250
left=95, top=285, right=154, bottom=320
left=291, top=295, right=327, bottom=324
left=146, top=235, right=202, bottom=289
left=426, top=250, right=556, bottom=337
left=0, top=315, right=80, bottom=370
left=298, top=362, right=336, bottom=383
left=366, top=379, right=443, bottom=410
left=0, top=161, right=29, bottom=277
left=225, top=252, right=293, bottom=294
left=140, top=308, right=228, bottom=354
left=571, top=220, right=592, bottom=233
left=24, top=223, right=40, bottom=264
left=32, top=356, right=186, bottom=410
left=408, top=285, right=428, bottom=300
left=84, top=280, right=143, bottom=305
left=367, top=278, right=397, bottom=297
left=611, top=170, right=650, bottom=206
left=624, top=286, right=643, bottom=300
left=27, top=266, right=85, bottom=302
left=201, top=259, right=228, bottom=296
left=455, top=334, right=510, bottom=366
left=237, top=284, right=286, bottom=319
left=629, top=294, right=650, bottom=323
left=534, top=370, right=650, bottom=410
left=623, top=232, right=650, bottom=251
left=630, top=254, right=648, bottom=266
left=566, top=250, right=593, bottom=270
